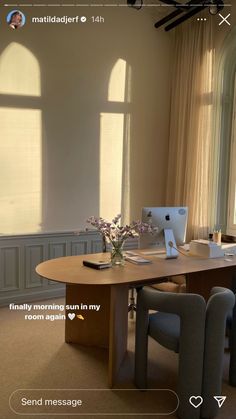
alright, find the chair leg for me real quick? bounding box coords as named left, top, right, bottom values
left=134, top=298, right=149, bottom=389
left=177, top=311, right=205, bottom=419
left=128, top=288, right=136, bottom=319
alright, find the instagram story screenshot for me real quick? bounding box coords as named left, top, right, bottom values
left=0, top=1, right=236, bottom=418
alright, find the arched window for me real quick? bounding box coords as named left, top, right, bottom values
left=0, top=42, right=42, bottom=234
left=99, top=59, right=131, bottom=222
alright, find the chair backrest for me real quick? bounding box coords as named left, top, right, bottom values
left=135, top=286, right=235, bottom=419
left=229, top=292, right=236, bottom=385
left=201, top=287, right=235, bottom=418
left=229, top=278, right=236, bottom=386
left=135, top=287, right=206, bottom=419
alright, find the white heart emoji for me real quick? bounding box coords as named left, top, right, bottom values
left=189, top=396, right=203, bottom=409
left=68, top=313, right=75, bottom=320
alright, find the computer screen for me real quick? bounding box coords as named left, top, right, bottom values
left=140, top=207, right=188, bottom=248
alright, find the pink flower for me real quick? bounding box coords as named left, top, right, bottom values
left=85, top=214, right=157, bottom=245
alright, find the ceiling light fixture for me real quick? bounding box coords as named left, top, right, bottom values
left=127, top=0, right=143, bottom=10
left=154, top=0, right=225, bottom=31
left=208, top=0, right=224, bottom=15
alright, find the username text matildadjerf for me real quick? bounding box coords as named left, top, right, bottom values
left=32, top=15, right=82, bottom=24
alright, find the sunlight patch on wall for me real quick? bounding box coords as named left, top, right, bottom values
left=108, top=59, right=128, bottom=103
left=0, top=42, right=40, bottom=96
left=0, top=108, right=42, bottom=234
left=121, top=113, right=131, bottom=225
left=99, top=113, right=124, bottom=220
left=101, top=58, right=131, bottom=222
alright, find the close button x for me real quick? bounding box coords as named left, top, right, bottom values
left=219, top=13, right=231, bottom=26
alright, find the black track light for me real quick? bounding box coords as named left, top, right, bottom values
left=127, top=0, right=143, bottom=10
left=208, top=0, right=224, bottom=15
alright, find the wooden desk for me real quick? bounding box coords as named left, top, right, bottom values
left=36, top=252, right=236, bottom=387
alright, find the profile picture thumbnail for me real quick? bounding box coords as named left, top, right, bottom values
left=7, top=10, right=26, bottom=30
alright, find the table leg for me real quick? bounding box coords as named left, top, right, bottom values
left=108, top=284, right=129, bottom=387
left=65, top=283, right=129, bottom=387
left=65, top=283, right=110, bottom=348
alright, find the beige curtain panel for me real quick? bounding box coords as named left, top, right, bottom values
left=166, top=18, right=219, bottom=241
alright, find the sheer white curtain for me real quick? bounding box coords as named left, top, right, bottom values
left=166, top=19, right=218, bottom=240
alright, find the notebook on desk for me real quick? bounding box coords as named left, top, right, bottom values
left=140, top=249, right=166, bottom=255
left=125, top=255, right=152, bottom=264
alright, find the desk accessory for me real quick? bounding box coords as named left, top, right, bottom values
left=125, top=256, right=152, bottom=264
left=83, top=260, right=112, bottom=270
left=140, top=249, right=166, bottom=255
left=213, top=229, right=222, bottom=245
left=221, top=243, right=236, bottom=253
left=189, top=240, right=224, bottom=258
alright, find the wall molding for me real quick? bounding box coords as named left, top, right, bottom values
left=0, top=230, right=138, bottom=306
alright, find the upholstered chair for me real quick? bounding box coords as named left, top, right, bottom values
left=135, top=286, right=235, bottom=419
left=228, top=292, right=236, bottom=386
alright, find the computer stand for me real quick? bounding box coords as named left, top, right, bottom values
left=164, top=229, right=179, bottom=259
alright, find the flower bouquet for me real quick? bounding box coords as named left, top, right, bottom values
left=87, top=214, right=157, bottom=266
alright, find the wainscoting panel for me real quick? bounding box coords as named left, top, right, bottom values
left=48, top=242, right=67, bottom=288
left=0, top=231, right=138, bottom=306
left=25, top=244, right=45, bottom=289
left=49, top=242, right=67, bottom=259
left=91, top=239, right=104, bottom=254
left=0, top=246, right=20, bottom=292
left=71, top=240, right=88, bottom=256
left=0, top=231, right=101, bottom=306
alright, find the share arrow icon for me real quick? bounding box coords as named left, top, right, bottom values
left=214, top=396, right=227, bottom=408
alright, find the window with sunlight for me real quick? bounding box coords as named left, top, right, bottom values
left=0, top=43, right=42, bottom=235
left=99, top=59, right=131, bottom=222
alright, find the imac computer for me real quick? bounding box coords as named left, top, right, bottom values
left=140, top=207, right=188, bottom=254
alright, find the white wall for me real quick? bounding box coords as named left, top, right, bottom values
left=0, top=6, right=173, bottom=232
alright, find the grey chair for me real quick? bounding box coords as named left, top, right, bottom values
left=228, top=293, right=236, bottom=386
left=134, top=286, right=235, bottom=419
left=201, top=287, right=235, bottom=418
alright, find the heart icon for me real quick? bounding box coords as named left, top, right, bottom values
left=189, top=396, right=203, bottom=409
left=68, top=313, right=75, bottom=320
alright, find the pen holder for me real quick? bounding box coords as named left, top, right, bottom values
left=213, top=231, right=221, bottom=245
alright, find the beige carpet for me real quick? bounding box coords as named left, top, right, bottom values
left=1, top=298, right=236, bottom=419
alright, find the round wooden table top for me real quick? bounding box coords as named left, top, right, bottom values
left=35, top=252, right=236, bottom=286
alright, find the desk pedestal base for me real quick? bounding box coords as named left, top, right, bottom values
left=186, top=266, right=236, bottom=300
left=65, top=283, right=129, bottom=387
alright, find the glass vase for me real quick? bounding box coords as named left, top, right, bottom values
left=110, top=241, right=125, bottom=266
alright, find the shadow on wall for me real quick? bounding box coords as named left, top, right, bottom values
left=0, top=7, right=172, bottom=234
